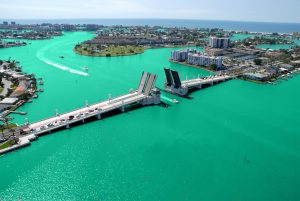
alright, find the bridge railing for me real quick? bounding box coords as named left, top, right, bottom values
left=27, top=91, right=139, bottom=125
left=30, top=95, right=146, bottom=134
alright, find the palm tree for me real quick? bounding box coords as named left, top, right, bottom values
left=0, top=116, right=13, bottom=140
left=8, top=128, right=19, bottom=144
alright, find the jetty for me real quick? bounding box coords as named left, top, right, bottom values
left=164, top=68, right=234, bottom=96
left=8, top=111, right=27, bottom=115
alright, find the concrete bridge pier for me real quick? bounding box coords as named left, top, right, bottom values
left=66, top=122, right=70, bottom=129
left=119, top=101, right=125, bottom=112
left=196, top=84, right=202, bottom=89
left=97, top=113, right=101, bottom=119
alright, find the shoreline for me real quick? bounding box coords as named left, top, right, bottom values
left=169, top=59, right=217, bottom=74
left=0, top=60, right=40, bottom=151
left=74, top=44, right=197, bottom=57
left=169, top=59, right=300, bottom=84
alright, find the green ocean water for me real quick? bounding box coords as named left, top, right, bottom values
left=0, top=32, right=299, bottom=201
left=257, top=39, right=300, bottom=50
left=231, top=34, right=255, bottom=41
left=256, top=44, right=295, bottom=50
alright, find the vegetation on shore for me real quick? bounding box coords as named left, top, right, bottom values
left=74, top=44, right=144, bottom=57
left=0, top=139, right=17, bottom=150
left=232, top=36, right=295, bottom=48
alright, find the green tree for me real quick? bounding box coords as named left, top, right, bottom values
left=210, top=64, right=217, bottom=71
left=0, top=124, right=5, bottom=139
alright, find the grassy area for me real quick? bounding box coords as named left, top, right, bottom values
left=0, top=139, right=17, bottom=150
left=0, top=123, right=18, bottom=130
left=10, top=84, right=17, bottom=89
left=74, top=44, right=144, bottom=57
left=5, top=123, right=17, bottom=129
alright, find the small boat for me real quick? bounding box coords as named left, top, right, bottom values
left=172, top=99, right=179, bottom=104
left=39, top=81, right=44, bottom=85
left=83, top=66, right=88, bottom=71
left=32, top=94, right=38, bottom=98
left=37, top=88, right=44, bottom=92
left=59, top=56, right=64, bottom=59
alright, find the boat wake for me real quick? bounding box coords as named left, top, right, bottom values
left=36, top=48, right=88, bottom=76
left=42, top=59, right=89, bottom=76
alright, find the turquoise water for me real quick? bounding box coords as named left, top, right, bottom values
left=230, top=34, right=300, bottom=50
left=0, top=32, right=299, bottom=201
left=256, top=44, right=295, bottom=50
left=231, top=34, right=255, bottom=41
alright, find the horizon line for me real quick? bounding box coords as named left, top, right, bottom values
left=1, top=18, right=300, bottom=25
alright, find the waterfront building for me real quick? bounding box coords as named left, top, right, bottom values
left=291, top=60, right=300, bottom=67
left=293, top=32, right=299, bottom=37
left=243, top=72, right=269, bottom=81
left=63, top=24, right=76, bottom=31
left=3, top=21, right=8, bottom=25
left=86, top=24, right=99, bottom=31
left=53, top=24, right=63, bottom=31
left=187, top=53, right=223, bottom=69
left=209, top=37, right=230, bottom=48
left=170, top=49, right=197, bottom=62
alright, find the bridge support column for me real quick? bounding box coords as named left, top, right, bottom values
left=197, top=84, right=202, bottom=89
left=97, top=113, right=101, bottom=119
left=66, top=123, right=70, bottom=129
left=82, top=119, right=85, bottom=123
left=210, top=81, right=214, bottom=86
left=120, top=101, right=125, bottom=112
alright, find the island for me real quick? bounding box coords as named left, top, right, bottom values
left=73, top=26, right=234, bottom=57
left=75, top=43, right=144, bottom=57
left=74, top=35, right=188, bottom=57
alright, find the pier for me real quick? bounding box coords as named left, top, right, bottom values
left=164, top=68, right=234, bottom=96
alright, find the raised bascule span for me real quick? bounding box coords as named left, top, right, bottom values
left=21, top=72, right=160, bottom=137
left=164, top=68, right=234, bottom=96
left=1, top=69, right=234, bottom=155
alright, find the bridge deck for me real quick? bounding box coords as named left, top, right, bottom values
left=27, top=91, right=146, bottom=133
left=181, top=75, right=232, bottom=88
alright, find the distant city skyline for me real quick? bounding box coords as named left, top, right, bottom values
left=1, top=0, right=300, bottom=23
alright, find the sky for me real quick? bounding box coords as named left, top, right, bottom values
left=0, top=0, right=300, bottom=23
